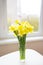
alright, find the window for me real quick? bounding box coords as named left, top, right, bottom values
left=0, top=0, right=43, bottom=39
left=17, top=0, right=41, bottom=32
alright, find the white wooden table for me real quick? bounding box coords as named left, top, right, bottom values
left=0, top=49, right=43, bottom=65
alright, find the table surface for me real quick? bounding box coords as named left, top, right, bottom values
left=0, top=49, right=43, bottom=65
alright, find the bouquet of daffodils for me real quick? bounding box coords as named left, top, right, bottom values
left=9, top=20, right=34, bottom=60
left=9, top=20, right=34, bottom=37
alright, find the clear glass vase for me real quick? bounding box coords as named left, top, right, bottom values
left=17, top=34, right=26, bottom=62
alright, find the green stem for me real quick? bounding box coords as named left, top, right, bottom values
left=17, top=34, right=26, bottom=60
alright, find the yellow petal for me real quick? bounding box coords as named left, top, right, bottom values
left=18, top=25, right=23, bottom=30
left=9, top=25, right=16, bottom=32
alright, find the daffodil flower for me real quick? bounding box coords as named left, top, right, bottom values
left=9, top=25, right=16, bottom=32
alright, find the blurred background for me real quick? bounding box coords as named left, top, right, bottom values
left=0, top=0, right=43, bottom=56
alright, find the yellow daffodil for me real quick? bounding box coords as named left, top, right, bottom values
left=9, top=25, right=16, bottom=32
left=15, top=20, right=21, bottom=24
